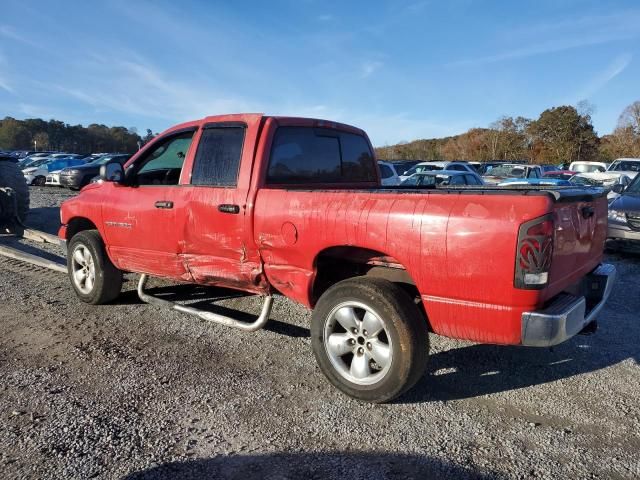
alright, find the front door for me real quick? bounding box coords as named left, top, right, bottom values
left=102, top=129, right=196, bottom=280
left=180, top=115, right=267, bottom=293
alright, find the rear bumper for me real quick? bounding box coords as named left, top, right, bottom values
left=59, top=175, right=82, bottom=188
left=521, top=263, right=616, bottom=347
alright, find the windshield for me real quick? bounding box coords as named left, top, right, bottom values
left=486, top=165, right=526, bottom=178
left=573, top=163, right=604, bottom=173
left=626, top=175, right=640, bottom=194
left=609, top=160, right=640, bottom=173
left=402, top=173, right=452, bottom=186
left=27, top=159, right=50, bottom=168
left=404, top=164, right=444, bottom=176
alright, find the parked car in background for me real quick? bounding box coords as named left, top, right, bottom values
left=607, top=173, right=640, bottom=246
left=60, top=154, right=131, bottom=190
left=401, top=170, right=484, bottom=187
left=482, top=163, right=544, bottom=184
left=398, top=161, right=476, bottom=182
left=475, top=160, right=527, bottom=176
left=571, top=173, right=632, bottom=203
left=23, top=157, right=87, bottom=186
left=569, top=161, right=609, bottom=173
left=606, top=158, right=640, bottom=180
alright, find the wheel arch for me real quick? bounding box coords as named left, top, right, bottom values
left=310, top=245, right=429, bottom=327
left=65, top=216, right=99, bottom=241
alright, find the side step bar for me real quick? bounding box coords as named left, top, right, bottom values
left=137, top=274, right=273, bottom=332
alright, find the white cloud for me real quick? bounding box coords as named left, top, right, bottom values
left=0, top=24, right=40, bottom=48
left=448, top=10, right=640, bottom=67
left=361, top=60, right=383, bottom=78
left=317, top=14, right=333, bottom=22
left=574, top=53, right=632, bottom=100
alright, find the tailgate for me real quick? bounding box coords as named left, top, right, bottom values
left=544, top=193, right=608, bottom=300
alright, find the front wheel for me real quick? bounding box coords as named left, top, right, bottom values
left=311, top=277, right=429, bottom=403
left=67, top=230, right=122, bottom=304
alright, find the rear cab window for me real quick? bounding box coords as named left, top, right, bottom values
left=266, top=127, right=376, bottom=186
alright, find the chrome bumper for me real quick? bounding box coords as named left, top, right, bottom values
left=521, top=263, right=616, bottom=347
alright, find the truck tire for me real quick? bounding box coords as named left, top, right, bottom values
left=0, top=161, right=30, bottom=221
left=67, top=230, right=122, bottom=304
left=311, top=277, right=429, bottom=403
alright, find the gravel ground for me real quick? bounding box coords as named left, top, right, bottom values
left=0, top=187, right=639, bottom=479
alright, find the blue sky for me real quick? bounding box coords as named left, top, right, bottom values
left=1, top=0, right=639, bottom=146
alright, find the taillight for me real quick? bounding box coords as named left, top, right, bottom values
left=515, top=214, right=554, bottom=289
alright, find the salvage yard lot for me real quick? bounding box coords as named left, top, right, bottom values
left=1, top=188, right=639, bottom=479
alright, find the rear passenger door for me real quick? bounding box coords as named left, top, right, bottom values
left=180, top=116, right=267, bottom=293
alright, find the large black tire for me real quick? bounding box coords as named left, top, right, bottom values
left=67, top=230, right=123, bottom=304
left=311, top=277, right=429, bottom=403
left=0, top=160, right=30, bottom=221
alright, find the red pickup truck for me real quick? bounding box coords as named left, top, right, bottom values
left=59, top=114, right=615, bottom=402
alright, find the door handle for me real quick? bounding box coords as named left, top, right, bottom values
left=155, top=200, right=174, bottom=209
left=218, top=204, right=240, bottom=214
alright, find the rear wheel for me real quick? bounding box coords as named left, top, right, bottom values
left=68, top=230, right=122, bottom=304
left=311, top=277, right=429, bottom=403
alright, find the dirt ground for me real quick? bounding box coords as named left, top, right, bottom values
left=0, top=187, right=639, bottom=479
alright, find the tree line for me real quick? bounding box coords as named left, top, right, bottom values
left=0, top=117, right=157, bottom=154
left=376, top=101, right=640, bottom=164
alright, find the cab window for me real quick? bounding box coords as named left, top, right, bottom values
left=266, top=127, right=376, bottom=185
left=133, top=131, right=195, bottom=186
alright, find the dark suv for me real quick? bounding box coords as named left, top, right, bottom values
left=608, top=173, right=640, bottom=246
left=59, top=154, right=131, bottom=190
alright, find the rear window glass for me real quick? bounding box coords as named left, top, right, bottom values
left=191, top=126, right=245, bottom=186
left=379, top=164, right=393, bottom=179
left=267, top=127, right=375, bottom=184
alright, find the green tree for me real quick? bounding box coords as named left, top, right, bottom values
left=527, top=106, right=598, bottom=164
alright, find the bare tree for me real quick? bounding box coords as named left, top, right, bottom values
left=618, top=101, right=640, bottom=135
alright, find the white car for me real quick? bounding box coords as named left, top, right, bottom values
left=45, top=170, right=63, bottom=186
left=398, top=161, right=476, bottom=182
left=606, top=158, right=640, bottom=180
left=22, top=160, right=51, bottom=186
left=569, top=161, right=609, bottom=173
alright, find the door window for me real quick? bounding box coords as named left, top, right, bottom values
left=134, top=131, right=194, bottom=185
left=191, top=126, right=245, bottom=186
left=464, top=174, right=481, bottom=185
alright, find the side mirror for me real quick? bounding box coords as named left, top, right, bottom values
left=611, top=184, right=625, bottom=194
left=100, top=160, right=124, bottom=183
